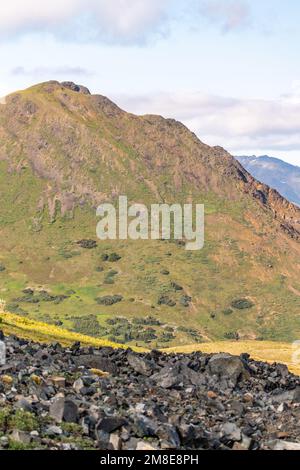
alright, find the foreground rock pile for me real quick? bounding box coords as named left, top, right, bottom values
left=1, top=334, right=300, bottom=450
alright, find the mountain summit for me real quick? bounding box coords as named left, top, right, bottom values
left=0, top=81, right=299, bottom=345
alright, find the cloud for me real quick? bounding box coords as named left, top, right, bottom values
left=0, top=0, right=254, bottom=44
left=200, top=0, right=251, bottom=32
left=0, top=0, right=172, bottom=44
left=11, top=66, right=92, bottom=78
left=115, top=88, right=300, bottom=155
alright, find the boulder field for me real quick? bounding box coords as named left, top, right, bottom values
left=0, top=333, right=300, bottom=450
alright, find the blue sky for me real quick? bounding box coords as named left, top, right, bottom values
left=1, top=0, right=300, bottom=165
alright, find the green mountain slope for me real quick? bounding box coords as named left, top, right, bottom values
left=0, top=81, right=299, bottom=348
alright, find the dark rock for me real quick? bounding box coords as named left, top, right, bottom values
left=127, top=353, right=154, bottom=376
left=49, top=397, right=78, bottom=423
left=96, top=416, right=126, bottom=434
left=151, top=363, right=205, bottom=389
left=73, top=355, right=118, bottom=374
left=131, top=415, right=158, bottom=437
left=208, top=353, right=249, bottom=386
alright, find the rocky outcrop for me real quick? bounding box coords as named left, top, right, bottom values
left=1, top=333, right=300, bottom=450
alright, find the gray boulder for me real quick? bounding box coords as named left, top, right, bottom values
left=208, top=354, right=249, bottom=386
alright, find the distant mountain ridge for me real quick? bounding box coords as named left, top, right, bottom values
left=236, top=155, right=300, bottom=207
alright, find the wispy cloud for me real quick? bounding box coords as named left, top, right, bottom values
left=11, top=66, right=93, bottom=78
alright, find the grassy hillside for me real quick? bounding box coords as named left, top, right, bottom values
left=0, top=311, right=142, bottom=350
left=0, top=81, right=299, bottom=349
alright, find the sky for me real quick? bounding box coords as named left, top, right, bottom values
left=1, top=0, right=300, bottom=165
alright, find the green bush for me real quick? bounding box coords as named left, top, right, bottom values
left=231, top=299, right=254, bottom=309
left=160, top=331, right=175, bottom=342
left=108, top=252, right=121, bottom=262
left=96, top=295, right=123, bottom=306
left=77, top=239, right=97, bottom=249
left=8, top=410, right=39, bottom=432
left=223, top=308, right=233, bottom=315
left=224, top=331, right=239, bottom=340
left=157, top=295, right=176, bottom=307
left=180, top=295, right=191, bottom=307
left=171, top=281, right=183, bottom=291
left=160, top=269, right=170, bottom=275
left=132, top=316, right=161, bottom=326
left=101, top=252, right=121, bottom=262
left=72, top=314, right=103, bottom=337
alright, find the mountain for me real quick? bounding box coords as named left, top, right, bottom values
left=236, top=155, right=300, bottom=207
left=0, top=81, right=300, bottom=347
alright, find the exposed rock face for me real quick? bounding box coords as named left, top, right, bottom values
left=1, top=332, right=300, bottom=450
left=60, top=81, right=91, bottom=95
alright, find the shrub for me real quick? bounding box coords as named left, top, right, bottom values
left=180, top=295, right=191, bottom=307
left=223, top=308, right=233, bottom=316
left=108, top=252, right=121, bottom=262
left=15, top=290, right=68, bottom=305
left=6, top=303, right=28, bottom=316
left=8, top=410, right=39, bottom=432
left=96, top=295, right=123, bottom=306
left=0, top=407, right=10, bottom=431
left=22, top=288, right=34, bottom=295
left=107, top=270, right=118, bottom=277
left=132, top=316, right=161, bottom=326
left=72, top=315, right=103, bottom=337
left=157, top=295, right=176, bottom=307
left=160, top=331, right=175, bottom=342
left=160, top=269, right=170, bottom=275
left=136, top=328, right=157, bottom=342
left=224, top=331, right=239, bottom=340
left=0, top=264, right=6, bottom=272
left=231, top=299, right=254, bottom=310
left=171, top=282, right=183, bottom=291
left=100, top=252, right=121, bottom=262
left=77, top=239, right=97, bottom=249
